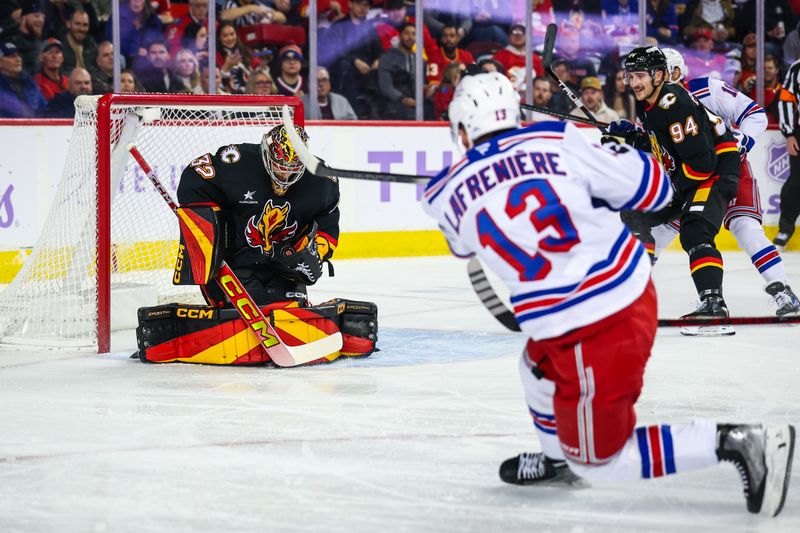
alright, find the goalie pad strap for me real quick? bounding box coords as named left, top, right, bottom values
left=174, top=206, right=227, bottom=286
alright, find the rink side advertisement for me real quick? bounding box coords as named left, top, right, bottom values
left=0, top=122, right=794, bottom=283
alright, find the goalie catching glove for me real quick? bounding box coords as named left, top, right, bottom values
left=270, top=221, right=329, bottom=285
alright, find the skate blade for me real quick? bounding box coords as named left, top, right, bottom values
left=761, top=424, right=795, bottom=517
left=679, top=325, right=736, bottom=337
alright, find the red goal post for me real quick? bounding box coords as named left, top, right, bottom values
left=0, top=94, right=304, bottom=353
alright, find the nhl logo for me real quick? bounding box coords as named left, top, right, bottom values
left=767, top=140, right=790, bottom=183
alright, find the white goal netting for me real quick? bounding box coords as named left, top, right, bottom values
left=0, top=94, right=301, bottom=350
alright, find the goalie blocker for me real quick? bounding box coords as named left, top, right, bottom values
left=135, top=298, right=378, bottom=365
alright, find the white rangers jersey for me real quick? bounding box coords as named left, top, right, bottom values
left=686, top=77, right=767, bottom=151
left=422, top=122, right=672, bottom=340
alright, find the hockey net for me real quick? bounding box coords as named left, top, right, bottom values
left=0, top=94, right=304, bottom=352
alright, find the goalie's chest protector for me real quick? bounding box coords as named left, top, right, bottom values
left=178, top=143, right=339, bottom=266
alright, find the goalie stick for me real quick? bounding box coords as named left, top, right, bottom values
left=541, top=23, right=609, bottom=135
left=468, top=258, right=800, bottom=330
left=127, top=145, right=343, bottom=367
left=520, top=103, right=609, bottom=128
left=281, top=106, right=428, bottom=184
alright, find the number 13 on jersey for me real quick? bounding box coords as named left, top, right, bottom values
left=477, top=180, right=580, bottom=281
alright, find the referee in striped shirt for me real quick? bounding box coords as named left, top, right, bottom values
left=777, top=59, right=800, bottom=248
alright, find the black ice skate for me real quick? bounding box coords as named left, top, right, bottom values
left=765, top=282, right=800, bottom=317
left=679, top=290, right=735, bottom=336
left=773, top=232, right=792, bottom=249
left=499, top=453, right=585, bottom=487
left=716, top=424, right=796, bottom=517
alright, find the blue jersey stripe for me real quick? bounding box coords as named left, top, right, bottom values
left=661, top=425, right=676, bottom=475
left=757, top=256, right=782, bottom=273
left=636, top=427, right=651, bottom=479
left=735, top=102, right=758, bottom=126
left=515, top=243, right=643, bottom=322
left=751, top=245, right=775, bottom=262
left=621, top=152, right=652, bottom=210
left=529, top=406, right=555, bottom=421
left=534, top=421, right=558, bottom=435
left=511, top=229, right=629, bottom=303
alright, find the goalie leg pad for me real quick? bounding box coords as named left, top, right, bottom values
left=338, top=299, right=379, bottom=358
left=136, top=304, right=271, bottom=365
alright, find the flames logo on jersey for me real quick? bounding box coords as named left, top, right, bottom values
left=648, top=132, right=676, bottom=175
left=244, top=199, right=298, bottom=255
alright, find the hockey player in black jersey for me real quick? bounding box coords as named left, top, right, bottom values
left=134, top=125, right=378, bottom=365
left=617, top=46, right=740, bottom=323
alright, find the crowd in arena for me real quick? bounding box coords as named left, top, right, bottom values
left=0, top=0, right=797, bottom=121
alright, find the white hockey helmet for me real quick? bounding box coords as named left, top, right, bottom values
left=448, top=72, right=521, bottom=150
left=661, top=47, right=688, bottom=82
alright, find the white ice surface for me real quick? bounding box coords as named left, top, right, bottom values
left=1, top=252, right=799, bottom=532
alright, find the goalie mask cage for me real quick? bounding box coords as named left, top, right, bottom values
left=0, top=94, right=304, bottom=353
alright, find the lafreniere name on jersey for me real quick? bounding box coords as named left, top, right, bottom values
left=444, top=150, right=566, bottom=232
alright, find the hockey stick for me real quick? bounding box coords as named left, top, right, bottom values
left=468, top=257, right=800, bottom=331
left=541, top=23, right=609, bottom=135
left=658, top=316, right=800, bottom=327
left=520, top=103, right=609, bottom=128
left=128, top=145, right=343, bottom=367
left=280, top=106, right=429, bottom=184
left=467, top=257, right=521, bottom=331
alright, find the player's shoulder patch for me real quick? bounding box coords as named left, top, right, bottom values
left=219, top=145, right=241, bottom=164
left=657, top=91, right=679, bottom=110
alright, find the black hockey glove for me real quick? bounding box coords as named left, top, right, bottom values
left=272, top=222, right=324, bottom=285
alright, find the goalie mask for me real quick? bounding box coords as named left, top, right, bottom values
left=261, top=125, right=309, bottom=196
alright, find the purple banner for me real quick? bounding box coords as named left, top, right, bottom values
left=0, top=184, right=14, bottom=229
left=367, top=150, right=453, bottom=202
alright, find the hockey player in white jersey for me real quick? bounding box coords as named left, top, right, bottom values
left=422, top=72, right=795, bottom=516
left=654, top=48, right=800, bottom=316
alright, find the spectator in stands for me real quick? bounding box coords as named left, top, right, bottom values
left=373, top=0, right=438, bottom=58
left=492, top=24, right=544, bottom=94
left=106, top=0, right=164, bottom=67
left=426, top=0, right=472, bottom=42
left=737, top=0, right=795, bottom=56
left=302, top=65, right=358, bottom=119
left=464, top=0, right=508, bottom=46
left=432, top=62, right=462, bottom=120
left=44, top=0, right=102, bottom=41
left=0, top=40, right=46, bottom=117
left=685, top=27, right=728, bottom=79
left=378, top=22, right=426, bottom=120
left=135, top=38, right=180, bottom=92
left=754, top=54, right=782, bottom=124
left=646, top=0, right=679, bottom=44
left=604, top=66, right=635, bottom=120
left=572, top=75, right=619, bottom=122
left=216, top=20, right=252, bottom=94
left=201, top=63, right=228, bottom=94
left=89, top=40, right=112, bottom=94
left=784, top=22, right=800, bottom=66
left=182, top=22, right=209, bottom=65
left=478, top=57, right=505, bottom=74
left=275, top=43, right=305, bottom=97
left=272, top=0, right=300, bottom=25
left=428, top=23, right=474, bottom=88
left=166, top=0, right=210, bottom=55
left=533, top=75, right=553, bottom=108
left=556, top=26, right=596, bottom=81
left=682, top=0, right=736, bottom=44
left=221, top=0, right=285, bottom=27
left=548, top=57, right=577, bottom=114
left=60, top=9, right=96, bottom=72
left=11, top=0, right=44, bottom=75
left=601, top=0, right=639, bottom=18
left=734, top=32, right=756, bottom=92
left=172, top=48, right=202, bottom=93
left=300, top=0, right=346, bottom=29
left=320, top=0, right=383, bottom=119
left=1, top=3, right=22, bottom=42
left=523, top=75, right=556, bottom=121
left=45, top=65, right=90, bottom=117
left=119, top=68, right=139, bottom=92
left=245, top=67, right=276, bottom=94
left=34, top=37, right=66, bottom=99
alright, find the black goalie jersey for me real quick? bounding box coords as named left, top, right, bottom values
left=176, top=142, right=340, bottom=271
left=635, top=83, right=740, bottom=199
